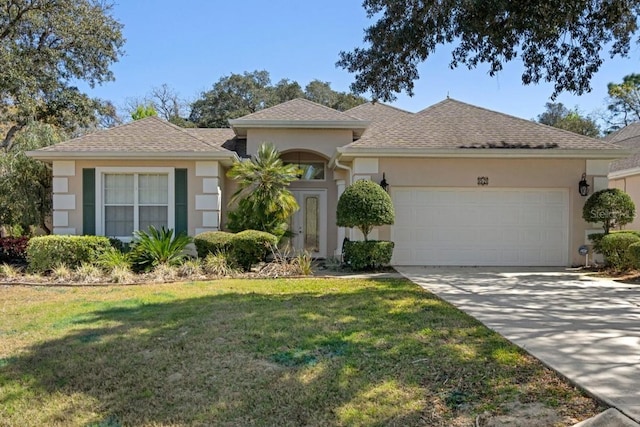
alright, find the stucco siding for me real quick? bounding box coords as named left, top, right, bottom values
left=609, top=175, right=640, bottom=230
left=246, top=128, right=352, bottom=159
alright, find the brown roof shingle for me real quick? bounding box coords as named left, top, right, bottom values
left=230, top=98, right=363, bottom=122
left=37, top=117, right=228, bottom=153
left=346, top=98, right=620, bottom=151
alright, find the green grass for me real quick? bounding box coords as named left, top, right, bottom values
left=0, top=278, right=601, bottom=426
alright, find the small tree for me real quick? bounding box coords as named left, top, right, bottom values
left=131, top=104, right=158, bottom=120
left=226, top=143, right=299, bottom=239
left=337, top=179, right=395, bottom=240
left=583, top=189, right=635, bottom=234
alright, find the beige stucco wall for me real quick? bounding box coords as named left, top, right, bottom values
left=246, top=128, right=352, bottom=159
left=609, top=175, right=640, bottom=230
left=61, top=159, right=221, bottom=237
left=370, top=157, right=598, bottom=266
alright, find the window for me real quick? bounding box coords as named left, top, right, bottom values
left=96, top=168, right=174, bottom=240
left=285, top=161, right=325, bottom=180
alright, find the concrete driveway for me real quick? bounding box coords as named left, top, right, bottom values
left=396, top=267, right=640, bottom=424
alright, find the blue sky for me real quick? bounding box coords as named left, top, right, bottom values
left=85, top=1, right=640, bottom=125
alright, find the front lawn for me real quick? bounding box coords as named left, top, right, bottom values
left=0, top=278, right=602, bottom=426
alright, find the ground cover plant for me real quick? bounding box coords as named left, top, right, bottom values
left=0, top=278, right=602, bottom=426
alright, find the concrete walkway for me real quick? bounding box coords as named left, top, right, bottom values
left=396, top=267, right=640, bottom=425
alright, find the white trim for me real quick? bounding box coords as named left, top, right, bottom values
left=195, top=161, right=219, bottom=177
left=202, top=178, right=220, bottom=194
left=202, top=211, right=219, bottom=228
left=195, top=195, right=218, bottom=210
left=337, top=147, right=630, bottom=160
left=593, top=177, right=609, bottom=192
left=609, top=166, right=640, bottom=179
left=53, top=211, right=68, bottom=227
left=27, top=151, right=239, bottom=163
left=52, top=177, right=69, bottom=193
left=52, top=161, right=76, bottom=176
left=586, top=159, right=611, bottom=176
left=53, top=227, right=76, bottom=235
left=94, top=167, right=175, bottom=238
left=195, top=227, right=217, bottom=235
left=229, top=119, right=369, bottom=129
left=53, top=194, right=76, bottom=210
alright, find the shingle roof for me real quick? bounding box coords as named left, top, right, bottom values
left=345, top=102, right=414, bottom=141
left=605, top=122, right=640, bottom=145
left=346, top=98, right=620, bottom=151
left=230, top=98, right=362, bottom=122
left=610, top=154, right=640, bottom=172
left=37, top=117, right=228, bottom=153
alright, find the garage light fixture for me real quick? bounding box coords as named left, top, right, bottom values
left=579, top=173, right=590, bottom=197
left=380, top=173, right=389, bottom=192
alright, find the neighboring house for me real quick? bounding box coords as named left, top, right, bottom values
left=28, top=98, right=626, bottom=266
left=607, top=122, right=640, bottom=230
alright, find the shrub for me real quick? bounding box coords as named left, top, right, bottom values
left=96, top=247, right=131, bottom=272
left=231, top=229, right=278, bottom=271
left=27, top=235, right=112, bottom=273
left=194, top=231, right=235, bottom=257
left=178, top=258, right=203, bottom=277
left=202, top=251, right=238, bottom=276
left=583, top=189, right=635, bottom=234
left=337, top=179, right=395, bottom=240
left=73, top=263, right=103, bottom=283
left=343, top=240, right=395, bottom=271
left=296, top=250, right=313, bottom=276
left=51, top=263, right=72, bottom=281
left=129, top=226, right=192, bottom=272
left=0, top=237, right=29, bottom=263
left=0, top=263, right=21, bottom=279
left=628, top=242, right=640, bottom=269
left=600, top=232, right=640, bottom=269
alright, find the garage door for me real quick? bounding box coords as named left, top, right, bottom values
left=391, top=188, right=569, bottom=266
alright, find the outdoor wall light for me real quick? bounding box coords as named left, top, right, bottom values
left=579, top=173, right=590, bottom=197
left=380, top=172, right=389, bottom=192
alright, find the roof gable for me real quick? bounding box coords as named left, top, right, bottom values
left=346, top=98, right=620, bottom=151
left=33, top=117, right=234, bottom=158
left=231, top=98, right=361, bottom=122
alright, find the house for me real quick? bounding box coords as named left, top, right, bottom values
left=28, top=98, right=626, bottom=266
left=607, top=122, right=640, bottom=229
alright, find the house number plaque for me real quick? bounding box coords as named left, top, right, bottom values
left=477, top=177, right=489, bottom=186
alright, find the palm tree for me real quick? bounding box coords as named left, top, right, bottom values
left=226, top=143, right=299, bottom=237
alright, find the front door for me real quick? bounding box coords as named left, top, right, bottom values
left=289, top=190, right=327, bottom=258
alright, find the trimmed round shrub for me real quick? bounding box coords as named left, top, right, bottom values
left=27, top=235, right=112, bottom=273
left=628, top=242, right=640, bottom=269
left=583, top=189, right=635, bottom=234
left=337, top=179, right=395, bottom=240
left=231, top=230, right=278, bottom=271
left=194, top=231, right=235, bottom=258
left=343, top=240, right=395, bottom=271
left=600, top=231, right=640, bottom=270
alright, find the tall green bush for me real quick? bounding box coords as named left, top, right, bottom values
left=337, top=179, right=395, bottom=240
left=599, top=232, right=640, bottom=270
left=27, top=235, right=112, bottom=273
left=583, top=189, right=635, bottom=234
left=231, top=230, right=278, bottom=271
left=194, top=231, right=235, bottom=257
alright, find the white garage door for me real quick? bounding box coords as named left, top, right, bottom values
left=391, top=188, right=569, bottom=266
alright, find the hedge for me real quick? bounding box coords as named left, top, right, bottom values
left=194, top=231, right=235, bottom=258
left=599, top=232, right=640, bottom=270
left=231, top=230, right=278, bottom=271
left=343, top=240, right=395, bottom=271
left=27, top=235, right=112, bottom=273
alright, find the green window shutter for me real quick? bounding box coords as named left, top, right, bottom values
left=82, top=168, right=96, bottom=235
left=175, top=169, right=188, bottom=235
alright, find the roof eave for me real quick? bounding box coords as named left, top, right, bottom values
left=26, top=150, right=240, bottom=165
left=336, top=147, right=631, bottom=160
left=229, top=119, right=370, bottom=137
left=609, top=166, right=640, bottom=179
